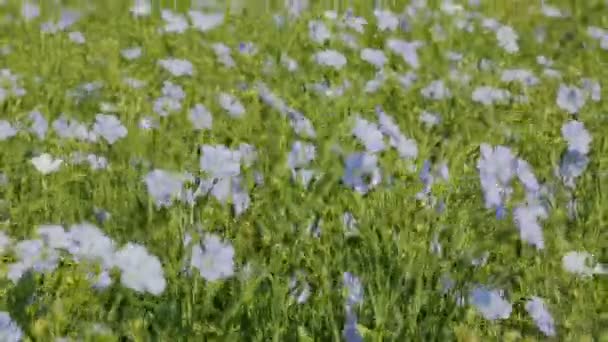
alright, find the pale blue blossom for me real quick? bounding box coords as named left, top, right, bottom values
left=289, top=273, right=311, bottom=304
left=200, top=145, right=242, bottom=178
left=562, top=120, right=591, bottom=154
left=374, top=9, right=399, bottom=31
left=161, top=9, right=188, bottom=34
left=189, top=104, right=213, bottom=130
left=342, top=212, right=359, bottom=236
left=218, top=93, right=245, bottom=118
left=516, top=159, right=540, bottom=193
left=191, top=234, right=235, bottom=281
left=144, top=170, right=187, bottom=208
left=559, top=150, right=589, bottom=187
left=421, top=80, right=451, bottom=100
left=114, top=243, right=166, bottom=295
left=121, top=46, right=142, bottom=60
left=158, top=58, right=194, bottom=77
left=472, top=86, right=511, bottom=105
left=0, top=312, right=23, bottom=342
left=342, top=12, right=367, bottom=33
left=525, top=297, right=556, bottom=337
left=123, top=77, right=146, bottom=89
left=470, top=286, right=512, bottom=320
left=419, top=110, right=441, bottom=127
left=352, top=117, right=385, bottom=153
left=92, top=114, right=127, bottom=144
left=477, top=144, right=517, bottom=210
left=513, top=202, right=547, bottom=250
left=496, top=25, right=519, bottom=53
left=8, top=239, right=60, bottom=282
left=211, top=43, right=236, bottom=68
left=0, top=120, right=18, bottom=140
left=130, top=0, right=151, bottom=17
left=364, top=71, right=386, bottom=93
left=237, top=42, right=257, bottom=56
left=541, top=3, right=565, bottom=18
left=22, top=2, right=40, bottom=21
left=37, top=225, right=71, bottom=250
left=154, top=97, right=182, bottom=117
left=360, top=48, right=387, bottom=69
left=340, top=32, right=359, bottom=49
left=397, top=71, right=417, bottom=90
left=309, top=20, right=331, bottom=43
left=68, top=31, right=85, bottom=44
left=285, top=0, right=309, bottom=17
left=67, top=223, right=116, bottom=268
left=280, top=54, right=298, bottom=72
left=343, top=153, right=382, bottom=194
left=313, top=49, right=347, bottom=70
left=52, top=115, right=97, bottom=142
left=501, top=69, right=539, bottom=86
left=343, top=272, right=363, bottom=307
left=288, top=141, right=316, bottom=169
left=556, top=84, right=586, bottom=114
left=581, top=78, right=601, bottom=102
left=377, top=108, right=418, bottom=159
left=386, top=39, right=422, bottom=69
left=189, top=11, right=223, bottom=32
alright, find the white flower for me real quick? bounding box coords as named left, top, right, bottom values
left=541, top=3, right=564, bottom=18
left=313, top=50, right=347, bottom=70
left=130, top=0, right=151, bottom=17
left=562, top=251, right=594, bottom=276
left=191, top=234, right=235, bottom=281
left=114, top=243, right=166, bottom=295
left=31, top=153, right=63, bottom=175
left=68, top=31, right=86, bottom=44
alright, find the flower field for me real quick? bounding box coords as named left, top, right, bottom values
left=0, top=0, right=607, bottom=340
